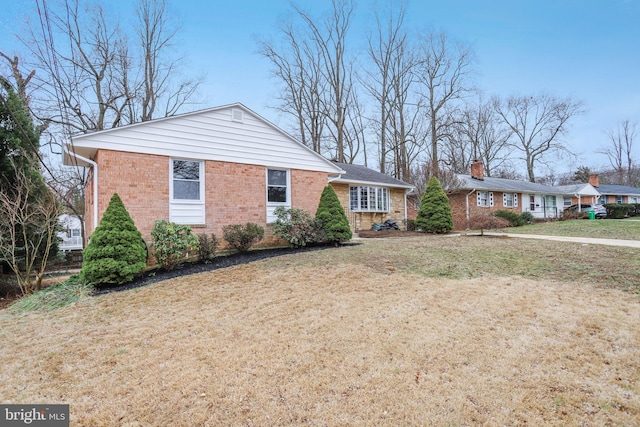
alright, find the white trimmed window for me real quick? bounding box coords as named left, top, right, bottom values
left=503, top=193, right=518, bottom=208
left=563, top=197, right=572, bottom=207
left=171, top=159, right=202, bottom=201
left=616, top=195, right=624, bottom=204
left=477, top=191, right=494, bottom=207
left=170, top=158, right=205, bottom=224
left=266, top=168, right=290, bottom=222
left=349, top=186, right=389, bottom=212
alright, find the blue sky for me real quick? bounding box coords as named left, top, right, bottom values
left=2, top=0, right=639, bottom=175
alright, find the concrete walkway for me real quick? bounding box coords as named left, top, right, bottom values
left=483, top=232, right=640, bottom=248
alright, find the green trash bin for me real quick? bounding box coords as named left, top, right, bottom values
left=586, top=210, right=595, bottom=220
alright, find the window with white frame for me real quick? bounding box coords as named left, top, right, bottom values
left=349, top=186, right=389, bottom=212
left=616, top=195, right=624, bottom=204
left=170, top=158, right=205, bottom=225
left=563, top=197, right=572, bottom=206
left=503, top=193, right=518, bottom=208
left=171, top=159, right=202, bottom=201
left=477, top=191, right=494, bottom=207
left=267, top=169, right=289, bottom=203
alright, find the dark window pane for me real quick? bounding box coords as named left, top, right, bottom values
left=173, top=181, right=200, bottom=200
left=268, top=169, right=287, bottom=186
left=268, top=186, right=287, bottom=203
left=173, top=160, right=199, bottom=180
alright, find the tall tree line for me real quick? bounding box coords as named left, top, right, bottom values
left=259, top=1, right=584, bottom=185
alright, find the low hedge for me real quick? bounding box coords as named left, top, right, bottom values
left=603, top=203, right=639, bottom=219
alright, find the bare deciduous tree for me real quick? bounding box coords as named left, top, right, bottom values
left=364, top=2, right=420, bottom=178
left=599, top=120, right=638, bottom=186
left=136, top=0, right=201, bottom=122
left=415, top=31, right=474, bottom=177
left=446, top=96, right=510, bottom=176
left=494, top=94, right=583, bottom=182
left=0, top=166, right=60, bottom=296
left=294, top=0, right=354, bottom=162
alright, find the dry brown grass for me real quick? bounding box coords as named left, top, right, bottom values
left=1, top=237, right=639, bottom=425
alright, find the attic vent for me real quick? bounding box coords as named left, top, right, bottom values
left=231, top=108, right=244, bottom=122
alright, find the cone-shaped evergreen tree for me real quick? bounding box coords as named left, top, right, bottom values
left=81, top=193, right=147, bottom=285
left=415, top=177, right=453, bottom=234
left=315, top=185, right=352, bottom=244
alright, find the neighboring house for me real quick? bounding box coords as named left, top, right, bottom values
left=57, top=213, right=83, bottom=251
left=448, top=160, right=563, bottom=230
left=329, top=162, right=414, bottom=232
left=555, top=182, right=601, bottom=210
left=63, top=103, right=345, bottom=246
left=588, top=174, right=640, bottom=205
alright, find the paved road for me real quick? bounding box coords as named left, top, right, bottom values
left=483, top=232, right=640, bottom=248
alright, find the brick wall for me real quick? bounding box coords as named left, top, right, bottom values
left=87, top=149, right=330, bottom=246
left=449, top=191, right=522, bottom=230
left=330, top=182, right=408, bottom=231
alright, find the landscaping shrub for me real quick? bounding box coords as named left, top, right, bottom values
left=272, top=206, right=325, bottom=248
left=315, top=185, right=352, bottom=245
left=604, top=203, right=633, bottom=219
left=198, top=233, right=219, bottom=263
left=80, top=193, right=147, bottom=286
left=520, top=211, right=534, bottom=224
left=223, top=223, right=264, bottom=253
left=415, top=177, right=453, bottom=234
left=406, top=219, right=417, bottom=231
left=468, top=214, right=510, bottom=235
left=151, top=220, right=199, bottom=270
left=494, top=210, right=526, bottom=227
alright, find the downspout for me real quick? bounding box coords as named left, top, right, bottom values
left=465, top=188, right=476, bottom=229
left=64, top=145, right=98, bottom=236
left=404, top=188, right=411, bottom=230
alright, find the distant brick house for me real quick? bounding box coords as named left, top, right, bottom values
left=586, top=174, right=640, bottom=205
left=63, top=103, right=345, bottom=246
left=447, top=161, right=563, bottom=230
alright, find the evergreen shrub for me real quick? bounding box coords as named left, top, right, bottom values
left=415, top=177, right=453, bottom=234
left=494, top=210, right=526, bottom=227
left=80, top=193, right=147, bottom=286
left=315, top=185, right=352, bottom=245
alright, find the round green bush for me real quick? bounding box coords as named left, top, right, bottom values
left=80, top=193, right=147, bottom=286
left=415, top=177, right=453, bottom=234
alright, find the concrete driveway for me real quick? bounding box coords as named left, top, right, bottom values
left=483, top=232, right=640, bottom=248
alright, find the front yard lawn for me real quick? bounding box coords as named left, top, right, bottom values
left=502, top=218, right=640, bottom=240
left=1, top=237, right=639, bottom=425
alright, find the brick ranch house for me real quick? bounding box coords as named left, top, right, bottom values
left=447, top=161, right=564, bottom=230
left=62, top=103, right=414, bottom=246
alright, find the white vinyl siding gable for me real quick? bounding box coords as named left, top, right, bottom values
left=477, top=191, right=494, bottom=207
left=169, top=158, right=205, bottom=224
left=69, top=105, right=342, bottom=174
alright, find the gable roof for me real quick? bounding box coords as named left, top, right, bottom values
left=332, top=162, right=414, bottom=189
left=63, top=103, right=344, bottom=175
left=596, top=184, right=640, bottom=196
left=454, top=174, right=564, bottom=195
left=555, top=183, right=600, bottom=197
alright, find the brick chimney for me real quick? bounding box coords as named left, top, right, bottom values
left=588, top=173, right=599, bottom=188
left=471, top=160, right=484, bottom=181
